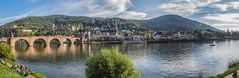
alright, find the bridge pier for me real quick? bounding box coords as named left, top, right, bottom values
left=10, top=44, right=15, bottom=47
left=46, top=41, right=51, bottom=46
left=29, top=43, right=34, bottom=47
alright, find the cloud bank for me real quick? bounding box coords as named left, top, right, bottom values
left=158, top=0, right=221, bottom=16
left=203, top=13, right=239, bottom=30
left=211, top=1, right=239, bottom=11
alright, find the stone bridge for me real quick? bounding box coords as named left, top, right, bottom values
left=0, top=36, right=88, bottom=47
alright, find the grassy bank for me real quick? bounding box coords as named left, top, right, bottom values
left=0, top=42, right=47, bottom=78
left=0, top=63, right=24, bottom=78
left=209, top=65, right=239, bottom=78
left=0, top=63, right=47, bottom=78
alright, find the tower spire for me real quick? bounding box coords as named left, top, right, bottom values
left=115, top=19, right=119, bottom=36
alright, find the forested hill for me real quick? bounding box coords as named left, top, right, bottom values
left=0, top=15, right=146, bottom=31
left=0, top=15, right=220, bottom=35
left=131, top=15, right=220, bottom=32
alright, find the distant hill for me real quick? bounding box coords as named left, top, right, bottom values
left=132, top=15, right=220, bottom=32
left=0, top=15, right=220, bottom=32
left=0, top=15, right=146, bottom=31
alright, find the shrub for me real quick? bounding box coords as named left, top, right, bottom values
left=228, top=60, right=239, bottom=69
left=85, top=49, right=140, bottom=78
left=227, top=60, right=239, bottom=78
left=209, top=61, right=239, bottom=78
left=0, top=42, right=15, bottom=61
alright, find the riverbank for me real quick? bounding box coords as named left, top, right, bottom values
left=146, top=38, right=227, bottom=43
left=0, top=63, right=24, bottom=78
left=89, top=38, right=229, bottom=44
left=0, top=59, right=46, bottom=78
left=209, top=64, right=239, bottom=78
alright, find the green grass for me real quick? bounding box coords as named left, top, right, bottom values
left=28, top=70, right=47, bottom=78
left=0, top=63, right=24, bottom=78
left=0, top=63, right=47, bottom=78
left=209, top=65, right=239, bottom=78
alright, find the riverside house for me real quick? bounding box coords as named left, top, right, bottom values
left=153, top=31, right=197, bottom=40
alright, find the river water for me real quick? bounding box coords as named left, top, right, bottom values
left=13, top=40, right=239, bottom=78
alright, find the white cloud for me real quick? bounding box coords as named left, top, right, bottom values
left=158, top=0, right=221, bottom=16
left=158, top=2, right=197, bottom=16
left=202, top=13, right=239, bottom=30
left=0, top=11, right=34, bottom=25
left=203, top=13, right=239, bottom=23
left=117, top=11, right=147, bottom=20
left=58, top=0, right=148, bottom=18
left=213, top=24, right=239, bottom=31
left=211, top=1, right=239, bottom=11
left=56, top=0, right=136, bottom=17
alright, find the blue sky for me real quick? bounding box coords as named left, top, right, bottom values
left=1, top=0, right=239, bottom=31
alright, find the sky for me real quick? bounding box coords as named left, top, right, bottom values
left=1, top=0, right=239, bottom=31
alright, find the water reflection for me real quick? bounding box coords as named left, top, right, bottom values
left=14, top=40, right=239, bottom=78
left=14, top=44, right=89, bottom=63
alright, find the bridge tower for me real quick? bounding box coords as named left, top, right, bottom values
left=82, top=32, right=89, bottom=43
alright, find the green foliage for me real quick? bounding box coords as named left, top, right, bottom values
left=228, top=60, right=239, bottom=69
left=0, top=15, right=222, bottom=37
left=0, top=63, right=24, bottom=78
left=216, top=65, right=239, bottom=78
left=209, top=61, right=239, bottom=78
left=144, top=33, right=153, bottom=40
left=28, top=70, right=47, bottom=78
left=0, top=61, right=46, bottom=78
left=228, top=60, right=239, bottom=78
left=0, top=15, right=145, bottom=37
left=0, top=42, right=15, bottom=61
left=85, top=49, right=140, bottom=78
left=0, top=42, right=46, bottom=78
left=214, top=31, right=227, bottom=38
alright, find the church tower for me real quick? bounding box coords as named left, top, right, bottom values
left=115, top=19, right=120, bottom=36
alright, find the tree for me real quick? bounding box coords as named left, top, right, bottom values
left=85, top=49, right=140, bottom=78
left=144, top=32, right=153, bottom=40
left=228, top=60, right=239, bottom=78
left=0, top=42, right=15, bottom=61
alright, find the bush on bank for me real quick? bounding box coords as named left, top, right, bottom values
left=0, top=42, right=15, bottom=61
left=0, top=42, right=47, bottom=78
left=85, top=49, right=140, bottom=78
left=208, top=61, right=239, bottom=78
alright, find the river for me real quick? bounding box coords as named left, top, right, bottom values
left=13, top=40, right=239, bottom=78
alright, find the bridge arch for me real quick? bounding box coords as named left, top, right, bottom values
left=12, top=38, right=30, bottom=52
left=33, top=38, right=47, bottom=49
left=73, top=39, right=81, bottom=45
left=33, top=38, right=47, bottom=45
left=50, top=38, right=61, bottom=47
left=64, top=38, right=72, bottom=44
left=15, top=39, right=30, bottom=47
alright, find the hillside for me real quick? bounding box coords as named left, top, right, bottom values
left=0, top=15, right=221, bottom=37
left=0, top=15, right=145, bottom=31
left=133, top=15, right=219, bottom=32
